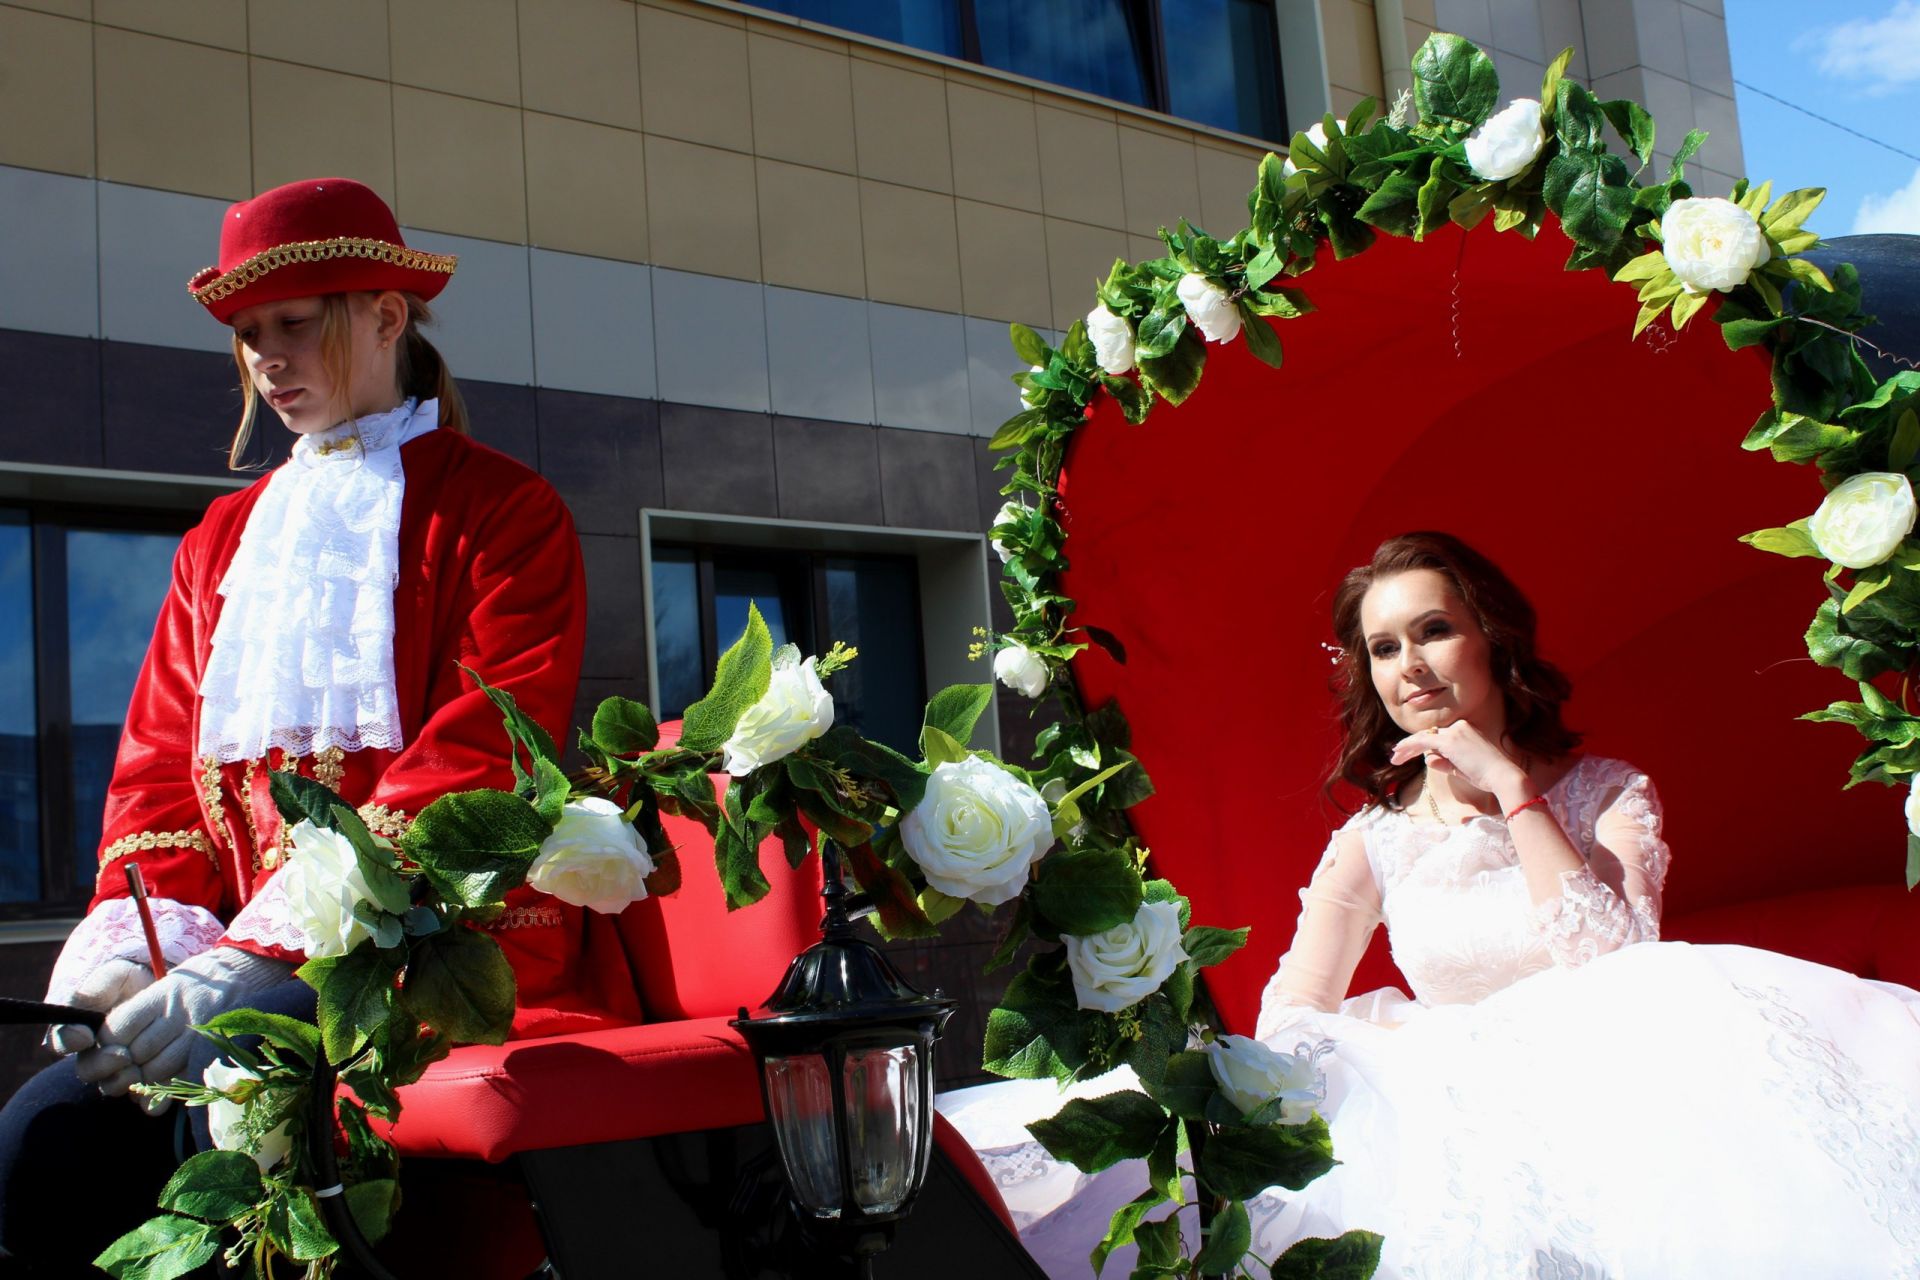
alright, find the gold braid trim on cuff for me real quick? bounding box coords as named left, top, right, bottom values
left=98, top=829, right=218, bottom=874
left=188, top=237, right=457, bottom=305
left=357, top=803, right=411, bottom=839
left=488, top=904, right=564, bottom=931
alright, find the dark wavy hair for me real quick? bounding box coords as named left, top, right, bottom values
left=1328, top=532, right=1579, bottom=811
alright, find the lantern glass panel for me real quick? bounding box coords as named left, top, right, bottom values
left=764, top=1052, right=843, bottom=1217
left=843, top=1043, right=924, bottom=1215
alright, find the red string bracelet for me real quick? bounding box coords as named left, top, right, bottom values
left=1505, top=794, right=1550, bottom=821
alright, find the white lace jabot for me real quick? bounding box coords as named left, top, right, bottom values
left=197, top=397, right=439, bottom=763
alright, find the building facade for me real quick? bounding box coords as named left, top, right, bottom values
left=0, top=0, right=1737, bottom=1088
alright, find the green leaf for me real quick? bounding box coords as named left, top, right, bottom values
left=1133, top=1217, right=1184, bottom=1270
left=1598, top=98, right=1655, bottom=166
left=1134, top=299, right=1188, bottom=362
left=268, top=769, right=348, bottom=831
left=1237, top=306, right=1284, bottom=369
left=1843, top=573, right=1893, bottom=614
left=1909, top=832, right=1920, bottom=891
left=1126, top=995, right=1185, bottom=1089
left=198, top=1008, right=321, bottom=1063
left=1739, top=521, right=1821, bottom=559
left=158, top=1150, right=261, bottom=1224
left=677, top=602, right=774, bottom=753
left=531, top=755, right=570, bottom=827
left=402, top=922, right=517, bottom=1046
left=921, top=724, right=970, bottom=768
left=1195, top=1199, right=1252, bottom=1274
left=1355, top=168, right=1425, bottom=236
left=401, top=789, right=549, bottom=907
left=461, top=664, right=560, bottom=783
left=1807, top=599, right=1907, bottom=679
left=1410, top=32, right=1500, bottom=130
left=1891, top=410, right=1920, bottom=471
left=1092, top=1191, right=1167, bottom=1278
left=1183, top=925, right=1250, bottom=969
left=327, top=802, right=411, bottom=916
left=923, top=683, right=994, bottom=749
left=846, top=839, right=936, bottom=939
left=714, top=811, right=774, bottom=909
left=1143, top=1049, right=1218, bottom=1121
left=592, top=696, right=659, bottom=755
left=346, top=1178, right=401, bottom=1245
left=303, top=944, right=402, bottom=1063
left=1197, top=1116, right=1335, bottom=1199
left=1010, top=322, right=1051, bottom=367
left=1145, top=1116, right=1182, bottom=1203
left=1033, top=846, right=1145, bottom=936
left=93, top=1216, right=219, bottom=1280
left=1137, top=330, right=1207, bottom=406
left=1542, top=150, right=1633, bottom=252
left=283, top=1188, right=339, bottom=1261
left=982, top=964, right=1095, bottom=1081
left=1028, top=1089, right=1170, bottom=1173
left=1272, top=1230, right=1387, bottom=1279
left=1671, top=128, right=1707, bottom=173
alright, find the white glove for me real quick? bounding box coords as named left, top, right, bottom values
left=74, top=947, right=294, bottom=1107
left=46, top=957, right=153, bottom=1055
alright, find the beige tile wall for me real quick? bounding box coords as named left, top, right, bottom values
left=0, top=0, right=1277, bottom=329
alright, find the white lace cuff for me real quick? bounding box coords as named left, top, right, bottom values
left=1527, top=865, right=1660, bottom=968
left=46, top=898, right=225, bottom=1004
left=221, top=872, right=313, bottom=956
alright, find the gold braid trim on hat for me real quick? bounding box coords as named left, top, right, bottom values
left=188, top=237, right=458, bottom=304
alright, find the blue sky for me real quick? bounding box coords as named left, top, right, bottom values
left=1729, top=1, right=1920, bottom=236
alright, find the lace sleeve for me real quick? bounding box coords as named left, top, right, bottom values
left=1256, top=825, right=1382, bottom=1038
left=1526, top=765, right=1669, bottom=969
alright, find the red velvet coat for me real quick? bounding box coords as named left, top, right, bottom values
left=88, top=428, right=603, bottom=1031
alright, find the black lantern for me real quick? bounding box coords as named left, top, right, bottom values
left=732, top=840, right=956, bottom=1269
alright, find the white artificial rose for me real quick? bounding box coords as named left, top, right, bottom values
left=1205, top=1034, right=1325, bottom=1124
left=722, top=645, right=835, bottom=776
left=280, top=820, right=378, bottom=960
left=1808, top=471, right=1918, bottom=570
left=203, top=1059, right=293, bottom=1172
left=1907, top=774, right=1920, bottom=840
left=900, top=757, right=1053, bottom=906
left=992, top=644, right=1049, bottom=699
left=1660, top=197, right=1772, bottom=294
left=526, top=797, right=656, bottom=914
left=1177, top=273, right=1242, bottom=343
left=1464, top=97, right=1545, bottom=181
left=1280, top=121, right=1333, bottom=177
left=1064, top=900, right=1188, bottom=1013
left=992, top=500, right=1025, bottom=566
left=1086, top=304, right=1137, bottom=375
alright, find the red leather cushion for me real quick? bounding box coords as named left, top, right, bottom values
left=1668, top=883, right=1920, bottom=988
left=1057, top=217, right=1903, bottom=1034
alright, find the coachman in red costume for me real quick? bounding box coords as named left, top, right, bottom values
left=0, top=178, right=589, bottom=1269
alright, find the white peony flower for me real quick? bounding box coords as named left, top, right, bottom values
left=1205, top=1034, right=1324, bottom=1124
left=1906, top=773, right=1920, bottom=840
left=203, top=1059, right=293, bottom=1172
left=1177, top=273, right=1242, bottom=343
left=722, top=645, right=835, bottom=776
left=1660, top=197, right=1772, bottom=294
left=1064, top=899, right=1188, bottom=1013
left=527, top=797, right=656, bottom=914
left=992, top=500, right=1025, bottom=565
left=280, top=820, right=379, bottom=959
left=900, top=757, right=1053, bottom=906
left=1086, top=304, right=1137, bottom=375
left=1464, top=97, right=1545, bottom=181
left=1808, top=471, right=1918, bottom=570
left=992, top=644, right=1049, bottom=699
left=1280, top=121, right=1334, bottom=177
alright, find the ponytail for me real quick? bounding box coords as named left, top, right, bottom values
left=396, top=295, right=469, bottom=435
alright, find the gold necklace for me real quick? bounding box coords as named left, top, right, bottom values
left=1425, top=775, right=1447, bottom=824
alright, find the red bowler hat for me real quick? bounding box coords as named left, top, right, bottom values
left=187, top=178, right=457, bottom=324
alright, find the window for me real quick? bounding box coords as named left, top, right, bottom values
left=0, top=506, right=190, bottom=917
left=753, top=0, right=1285, bottom=141
left=651, top=544, right=927, bottom=756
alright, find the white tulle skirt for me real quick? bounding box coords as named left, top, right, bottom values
left=938, top=943, right=1920, bottom=1279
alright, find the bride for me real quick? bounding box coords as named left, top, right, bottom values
left=940, top=531, right=1920, bottom=1279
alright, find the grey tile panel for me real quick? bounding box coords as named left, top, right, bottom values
left=404, top=229, right=536, bottom=387
left=963, top=315, right=1029, bottom=439
left=652, top=268, right=771, bottom=414
left=0, top=167, right=98, bottom=340
left=530, top=248, right=657, bottom=401
left=877, top=426, right=977, bottom=531
left=97, top=182, right=233, bottom=356
left=578, top=531, right=647, bottom=681
left=659, top=401, right=779, bottom=518
left=535, top=387, right=663, bottom=537
left=772, top=416, right=883, bottom=525
left=460, top=379, right=540, bottom=471
left=765, top=286, right=876, bottom=426
left=101, top=341, right=249, bottom=478
left=869, top=301, right=970, bottom=434
left=0, top=329, right=104, bottom=468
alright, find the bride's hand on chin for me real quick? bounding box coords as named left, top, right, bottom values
left=1389, top=720, right=1526, bottom=798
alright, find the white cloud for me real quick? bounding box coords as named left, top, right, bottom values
left=1809, top=1, right=1920, bottom=94
left=1854, top=164, right=1920, bottom=233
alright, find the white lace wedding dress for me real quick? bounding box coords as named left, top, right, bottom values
left=938, top=756, right=1920, bottom=1278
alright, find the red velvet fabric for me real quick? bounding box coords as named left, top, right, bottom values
left=1057, top=218, right=1905, bottom=1034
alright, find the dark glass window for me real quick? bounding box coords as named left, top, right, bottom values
left=651, top=544, right=926, bottom=756
left=750, top=0, right=1286, bottom=141
left=0, top=506, right=191, bottom=916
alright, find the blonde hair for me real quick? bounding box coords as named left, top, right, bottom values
left=227, top=292, right=469, bottom=469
